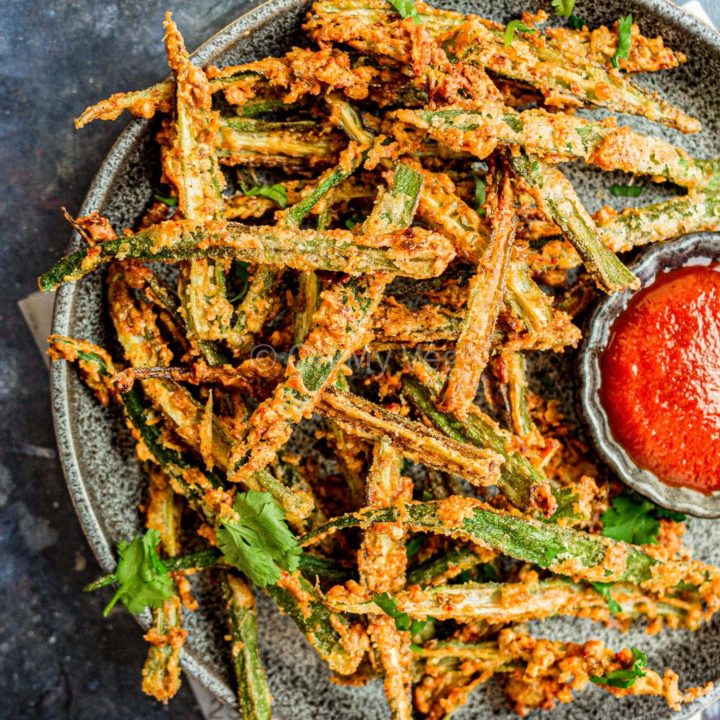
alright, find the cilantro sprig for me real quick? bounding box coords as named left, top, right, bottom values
left=217, top=490, right=301, bottom=587
left=103, top=529, right=175, bottom=617
left=590, top=582, right=622, bottom=615
left=373, top=592, right=428, bottom=634
left=551, top=0, right=576, bottom=18
left=591, top=648, right=647, bottom=688
left=387, top=0, right=420, bottom=23
left=609, top=183, right=644, bottom=197
left=601, top=490, right=686, bottom=545
left=612, top=14, right=633, bottom=69
left=153, top=193, right=178, bottom=207
left=241, top=183, right=288, bottom=208
left=504, top=20, right=537, bottom=47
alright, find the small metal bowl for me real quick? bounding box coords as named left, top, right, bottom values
left=578, top=233, right=720, bottom=518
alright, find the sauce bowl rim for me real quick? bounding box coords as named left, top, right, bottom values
left=578, top=233, right=720, bottom=518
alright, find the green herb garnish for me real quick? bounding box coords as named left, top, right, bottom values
left=601, top=490, right=686, bottom=545
left=504, top=20, right=537, bottom=47
left=551, top=0, right=576, bottom=18
left=373, top=591, right=426, bottom=634
left=612, top=14, right=633, bottom=69
left=103, top=529, right=175, bottom=617
left=153, top=193, right=178, bottom=207
left=387, top=0, right=420, bottom=23
left=591, top=582, right=622, bottom=615
left=217, top=490, right=301, bottom=587
left=473, top=174, right=487, bottom=217
left=609, top=183, right=644, bottom=197
left=241, top=183, right=288, bottom=208
left=591, top=648, right=647, bottom=688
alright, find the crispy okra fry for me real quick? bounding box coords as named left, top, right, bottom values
left=108, top=267, right=313, bottom=524
left=141, top=269, right=230, bottom=366
left=162, top=15, right=238, bottom=357
left=598, top=192, right=720, bottom=253
left=326, top=576, right=701, bottom=629
left=500, top=351, right=543, bottom=447
left=407, top=545, right=496, bottom=587
left=402, top=361, right=556, bottom=517
left=142, top=468, right=186, bottom=704
left=370, top=300, right=463, bottom=348
left=74, top=46, right=375, bottom=128
left=141, top=596, right=187, bottom=703
left=360, top=442, right=414, bottom=720
left=414, top=165, right=576, bottom=343
left=47, top=334, right=120, bottom=406
left=162, top=15, right=224, bottom=221
left=228, top=162, right=424, bottom=485
left=306, top=0, right=699, bottom=133
left=395, top=106, right=707, bottom=189
left=509, top=151, right=638, bottom=292
left=228, top=272, right=388, bottom=485
left=302, top=497, right=720, bottom=604
left=38, top=219, right=453, bottom=291
left=216, top=118, right=343, bottom=167
left=437, top=158, right=515, bottom=417
left=224, top=575, right=272, bottom=720
left=145, top=466, right=182, bottom=561
left=520, top=192, right=720, bottom=271
left=318, top=388, right=504, bottom=495
left=415, top=628, right=710, bottom=717
left=235, top=143, right=370, bottom=353
left=328, top=98, right=575, bottom=348
left=267, top=571, right=368, bottom=675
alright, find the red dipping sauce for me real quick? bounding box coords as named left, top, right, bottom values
left=600, top=263, right=720, bottom=493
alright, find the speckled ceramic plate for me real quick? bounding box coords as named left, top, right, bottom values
left=50, top=1, right=720, bottom=717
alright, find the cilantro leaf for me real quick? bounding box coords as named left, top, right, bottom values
left=504, top=20, right=537, bottom=47
left=373, top=591, right=427, bottom=633
left=103, top=529, right=175, bottom=617
left=609, top=183, right=644, bottom=197
left=217, top=490, right=301, bottom=587
left=568, top=14, right=587, bottom=30
left=241, top=183, right=288, bottom=208
left=654, top=506, right=687, bottom=522
left=612, top=14, right=633, bottom=69
left=345, top=215, right=364, bottom=230
left=387, top=0, right=420, bottom=23
left=551, top=0, right=576, bottom=18
left=601, top=492, right=659, bottom=544
left=473, top=174, right=487, bottom=217
left=153, top=193, right=178, bottom=207
left=590, top=582, right=622, bottom=615
left=591, top=648, right=647, bottom=688
left=600, top=490, right=685, bottom=545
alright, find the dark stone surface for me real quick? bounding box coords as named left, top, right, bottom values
left=2, top=1, right=720, bottom=719
left=0, top=2, right=255, bottom=717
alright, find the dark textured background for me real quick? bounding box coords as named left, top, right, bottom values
left=2, top=1, right=720, bottom=719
